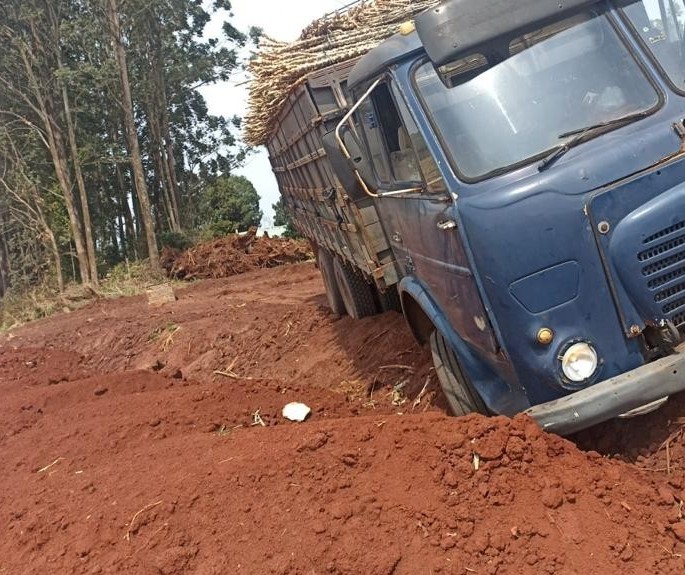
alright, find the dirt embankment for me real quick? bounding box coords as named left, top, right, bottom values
left=2, top=262, right=685, bottom=574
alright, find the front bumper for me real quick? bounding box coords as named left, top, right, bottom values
left=526, top=344, right=685, bottom=435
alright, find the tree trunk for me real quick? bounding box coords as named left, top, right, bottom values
left=110, top=125, right=137, bottom=258
left=46, top=119, right=92, bottom=284
left=36, top=201, right=64, bottom=293
left=106, top=0, right=160, bottom=271
left=160, top=106, right=182, bottom=229
left=149, top=111, right=179, bottom=232
left=48, top=3, right=98, bottom=285
left=0, top=213, right=11, bottom=298
left=146, top=16, right=181, bottom=232
left=59, top=70, right=99, bottom=285
left=116, top=164, right=137, bottom=258
left=130, top=176, right=146, bottom=257
left=19, top=49, right=92, bottom=284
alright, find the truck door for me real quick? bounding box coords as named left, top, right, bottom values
left=356, top=78, right=498, bottom=354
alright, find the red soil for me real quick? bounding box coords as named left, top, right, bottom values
left=2, top=262, right=685, bottom=574
left=160, top=231, right=313, bottom=281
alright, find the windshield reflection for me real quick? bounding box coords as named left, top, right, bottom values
left=415, top=12, right=659, bottom=180
left=621, top=0, right=685, bottom=90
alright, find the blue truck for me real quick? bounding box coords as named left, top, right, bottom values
left=264, top=0, right=685, bottom=434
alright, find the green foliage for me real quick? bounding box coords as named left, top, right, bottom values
left=282, top=223, right=300, bottom=239
left=159, top=231, right=194, bottom=251
left=248, top=26, right=264, bottom=47
left=272, top=197, right=300, bottom=239
left=197, top=175, right=263, bottom=235
left=0, top=0, right=251, bottom=293
left=272, top=197, right=289, bottom=227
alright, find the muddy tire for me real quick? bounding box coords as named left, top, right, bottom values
left=430, top=330, right=487, bottom=416
left=332, top=258, right=378, bottom=319
left=317, top=248, right=346, bottom=315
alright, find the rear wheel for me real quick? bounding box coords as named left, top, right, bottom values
left=430, top=330, right=487, bottom=416
left=317, top=248, right=345, bottom=315
left=333, top=258, right=378, bottom=319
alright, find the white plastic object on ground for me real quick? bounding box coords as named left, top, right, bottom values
left=282, top=402, right=312, bottom=422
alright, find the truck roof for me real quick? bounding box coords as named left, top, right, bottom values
left=348, top=30, right=423, bottom=90
left=416, top=0, right=602, bottom=67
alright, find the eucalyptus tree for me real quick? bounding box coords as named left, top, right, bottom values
left=0, top=0, right=95, bottom=285
left=0, top=0, right=251, bottom=291
left=0, top=126, right=65, bottom=292
left=123, top=0, right=248, bottom=230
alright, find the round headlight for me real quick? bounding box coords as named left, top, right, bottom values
left=561, top=342, right=598, bottom=383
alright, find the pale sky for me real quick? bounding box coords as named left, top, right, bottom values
left=200, top=0, right=348, bottom=225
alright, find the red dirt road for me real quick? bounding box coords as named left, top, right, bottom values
left=2, top=262, right=685, bottom=574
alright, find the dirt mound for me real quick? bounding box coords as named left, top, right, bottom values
left=161, top=230, right=313, bottom=280
left=2, top=391, right=684, bottom=574
left=2, top=262, right=685, bottom=574
left=0, top=346, right=91, bottom=389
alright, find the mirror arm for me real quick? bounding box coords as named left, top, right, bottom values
left=377, top=187, right=424, bottom=197
left=335, top=78, right=383, bottom=199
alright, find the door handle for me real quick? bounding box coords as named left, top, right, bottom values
left=437, top=219, right=457, bottom=231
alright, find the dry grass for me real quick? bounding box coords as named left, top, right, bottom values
left=99, top=260, right=169, bottom=298
left=245, top=0, right=439, bottom=146
left=0, top=260, right=171, bottom=332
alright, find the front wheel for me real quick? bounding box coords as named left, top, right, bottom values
left=430, top=330, right=487, bottom=416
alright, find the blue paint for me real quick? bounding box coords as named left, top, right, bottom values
left=359, top=2, right=685, bottom=411
left=509, top=261, right=581, bottom=314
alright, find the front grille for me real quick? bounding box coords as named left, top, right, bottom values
left=638, top=235, right=685, bottom=261
left=641, top=219, right=685, bottom=333
left=643, top=220, right=685, bottom=243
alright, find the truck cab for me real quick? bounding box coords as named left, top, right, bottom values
left=330, top=0, right=685, bottom=433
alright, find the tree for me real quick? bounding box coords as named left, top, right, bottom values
left=0, top=1, right=95, bottom=285
left=0, top=126, right=65, bottom=292
left=198, top=175, right=262, bottom=235
left=105, top=0, right=160, bottom=271
left=272, top=197, right=299, bottom=238
left=0, top=0, right=250, bottom=295
left=272, top=197, right=289, bottom=227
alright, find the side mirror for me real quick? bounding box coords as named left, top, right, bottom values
left=341, top=125, right=375, bottom=186
left=322, top=130, right=370, bottom=201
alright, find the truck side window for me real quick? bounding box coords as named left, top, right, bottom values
left=369, top=83, right=422, bottom=184
left=390, top=84, right=448, bottom=194
left=356, top=93, right=392, bottom=183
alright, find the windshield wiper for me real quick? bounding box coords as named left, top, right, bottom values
left=559, top=110, right=652, bottom=138
left=538, top=110, right=651, bottom=172
left=537, top=131, right=588, bottom=172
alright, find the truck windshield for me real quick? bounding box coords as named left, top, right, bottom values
left=619, top=0, right=685, bottom=91
left=414, top=11, right=659, bottom=180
